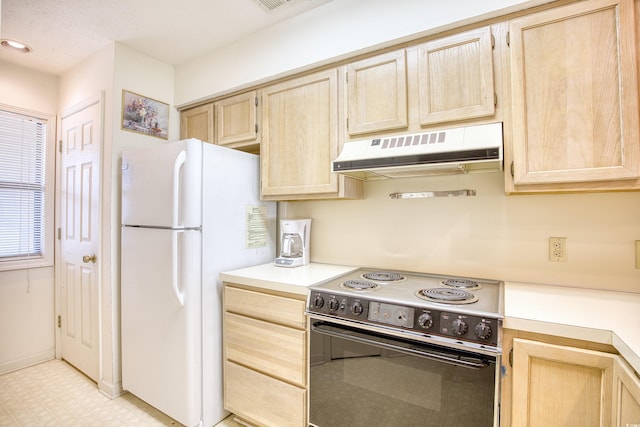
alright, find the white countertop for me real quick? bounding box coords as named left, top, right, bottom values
left=220, top=262, right=358, bottom=296
left=221, top=262, right=639, bottom=373
left=504, top=281, right=640, bottom=373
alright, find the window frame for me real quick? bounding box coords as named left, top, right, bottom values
left=0, top=103, right=56, bottom=271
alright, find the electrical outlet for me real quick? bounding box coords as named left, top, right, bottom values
left=636, top=240, right=640, bottom=269
left=549, top=237, right=568, bottom=262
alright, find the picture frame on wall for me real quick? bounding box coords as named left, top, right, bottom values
left=121, top=90, right=169, bottom=139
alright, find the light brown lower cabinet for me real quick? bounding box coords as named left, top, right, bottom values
left=224, top=312, right=306, bottom=385
left=223, top=284, right=308, bottom=427
left=613, top=356, right=640, bottom=427
left=224, top=361, right=306, bottom=427
left=511, top=338, right=616, bottom=426
left=506, top=335, right=640, bottom=427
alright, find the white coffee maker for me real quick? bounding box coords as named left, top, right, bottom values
left=274, top=219, right=311, bottom=268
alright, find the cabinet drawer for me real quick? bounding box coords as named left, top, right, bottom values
left=224, top=361, right=307, bottom=427
left=224, top=311, right=306, bottom=386
left=224, top=285, right=306, bottom=329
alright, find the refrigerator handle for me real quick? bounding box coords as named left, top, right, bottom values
left=172, top=231, right=185, bottom=307
left=172, top=150, right=187, bottom=228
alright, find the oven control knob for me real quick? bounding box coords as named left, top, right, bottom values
left=329, top=298, right=340, bottom=311
left=417, top=313, right=433, bottom=329
left=313, top=295, right=325, bottom=309
left=351, top=301, right=364, bottom=316
left=451, top=318, right=468, bottom=335
left=474, top=322, right=492, bottom=340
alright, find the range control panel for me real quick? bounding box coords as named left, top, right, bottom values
left=307, top=291, right=500, bottom=347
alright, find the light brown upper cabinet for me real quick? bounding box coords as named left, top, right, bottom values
left=507, top=0, right=640, bottom=192
left=215, top=90, right=259, bottom=152
left=418, top=26, right=496, bottom=126
left=261, top=68, right=363, bottom=200
left=346, top=50, right=408, bottom=135
left=345, top=27, right=498, bottom=139
left=180, top=103, right=214, bottom=143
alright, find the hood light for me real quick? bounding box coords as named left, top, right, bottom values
left=1, top=39, right=33, bottom=53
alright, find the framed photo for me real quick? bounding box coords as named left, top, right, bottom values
left=121, top=90, right=169, bottom=139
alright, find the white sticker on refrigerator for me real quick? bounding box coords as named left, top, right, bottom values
left=246, top=205, right=268, bottom=248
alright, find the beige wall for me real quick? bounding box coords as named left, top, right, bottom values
left=1, top=41, right=178, bottom=385
left=174, top=0, right=550, bottom=105
left=284, top=173, right=640, bottom=293
left=0, top=60, right=59, bottom=374
left=172, top=0, right=640, bottom=294
left=0, top=59, right=58, bottom=111
left=1, top=0, right=637, bottom=384
left=58, top=43, right=117, bottom=394
left=108, top=42, right=179, bottom=394
left=58, top=42, right=178, bottom=396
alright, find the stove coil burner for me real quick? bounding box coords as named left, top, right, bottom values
left=415, top=288, right=479, bottom=305
left=341, top=279, right=380, bottom=292
left=361, top=271, right=406, bottom=283
left=441, top=278, right=481, bottom=290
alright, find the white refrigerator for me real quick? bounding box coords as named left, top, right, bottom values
left=120, top=139, right=276, bottom=427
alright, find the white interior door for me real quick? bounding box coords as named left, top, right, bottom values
left=57, top=97, right=101, bottom=381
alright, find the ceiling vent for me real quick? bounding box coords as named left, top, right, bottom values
left=255, top=0, right=293, bottom=12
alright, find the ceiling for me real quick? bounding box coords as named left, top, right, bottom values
left=0, top=0, right=331, bottom=76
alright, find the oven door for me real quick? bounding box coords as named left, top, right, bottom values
left=309, top=320, right=499, bottom=427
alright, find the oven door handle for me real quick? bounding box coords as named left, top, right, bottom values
left=311, top=321, right=491, bottom=369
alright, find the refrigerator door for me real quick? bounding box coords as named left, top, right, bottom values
left=121, top=226, right=202, bottom=426
left=121, top=139, right=203, bottom=228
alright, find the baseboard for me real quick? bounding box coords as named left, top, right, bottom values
left=233, top=415, right=257, bottom=427
left=99, top=378, right=123, bottom=399
left=0, top=350, right=56, bottom=375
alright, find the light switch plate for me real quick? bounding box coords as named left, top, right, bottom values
left=636, top=240, right=640, bottom=269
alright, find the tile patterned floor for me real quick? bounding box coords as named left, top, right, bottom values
left=0, top=359, right=242, bottom=427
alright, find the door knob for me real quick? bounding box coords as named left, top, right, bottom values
left=82, top=254, right=97, bottom=263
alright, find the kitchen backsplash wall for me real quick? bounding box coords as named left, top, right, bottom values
left=283, top=172, right=640, bottom=293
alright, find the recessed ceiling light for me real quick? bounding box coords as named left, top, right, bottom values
left=1, top=39, right=33, bottom=53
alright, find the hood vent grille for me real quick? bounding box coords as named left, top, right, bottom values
left=256, top=0, right=293, bottom=11
left=332, top=122, right=503, bottom=180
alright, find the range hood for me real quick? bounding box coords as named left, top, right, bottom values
left=333, top=122, right=503, bottom=179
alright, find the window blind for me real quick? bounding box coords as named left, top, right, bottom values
left=0, top=109, right=47, bottom=262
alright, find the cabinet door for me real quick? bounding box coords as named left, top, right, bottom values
left=261, top=69, right=343, bottom=198
left=418, top=26, right=495, bottom=126
left=512, top=338, right=616, bottom=427
left=215, top=91, right=259, bottom=150
left=261, top=70, right=338, bottom=196
left=180, top=103, right=213, bottom=143
left=509, top=0, right=639, bottom=186
left=346, top=50, right=408, bottom=135
left=613, top=357, right=640, bottom=426
left=224, top=361, right=306, bottom=427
